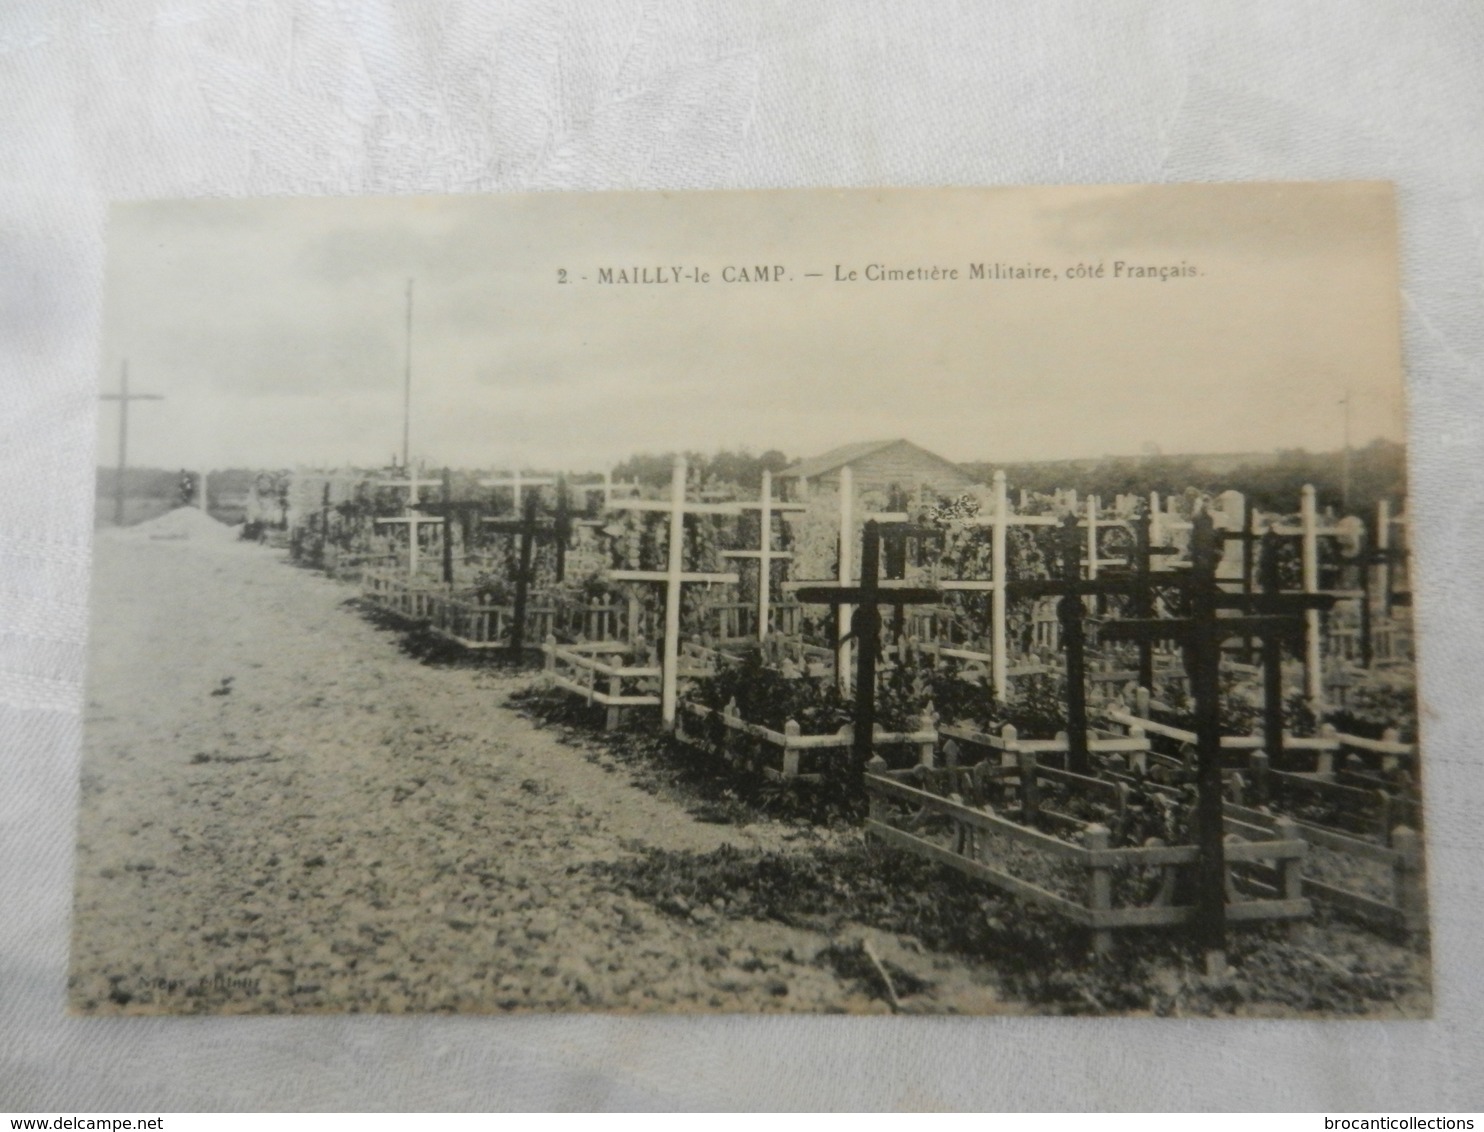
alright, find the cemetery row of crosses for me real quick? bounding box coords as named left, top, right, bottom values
left=261, top=439, right=1423, bottom=974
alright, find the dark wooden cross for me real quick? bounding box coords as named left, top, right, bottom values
left=1004, top=514, right=1147, bottom=775
left=1218, top=502, right=1265, bottom=664
left=99, top=361, right=164, bottom=526
left=877, top=518, right=945, bottom=642
left=550, top=475, right=574, bottom=582
left=1251, top=529, right=1340, bottom=763
left=317, top=481, right=332, bottom=566
left=1100, top=511, right=1335, bottom=968
left=480, top=488, right=572, bottom=655
left=880, top=486, right=915, bottom=578
left=483, top=474, right=577, bottom=579
left=415, top=469, right=492, bottom=584
left=1115, top=504, right=1182, bottom=690
left=796, top=520, right=941, bottom=772
left=479, top=468, right=555, bottom=514
left=1255, top=530, right=1291, bottom=763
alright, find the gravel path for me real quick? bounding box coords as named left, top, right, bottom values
left=70, top=526, right=1009, bottom=1015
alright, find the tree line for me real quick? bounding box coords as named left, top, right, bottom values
left=100, top=438, right=1408, bottom=520
left=967, top=439, right=1407, bottom=516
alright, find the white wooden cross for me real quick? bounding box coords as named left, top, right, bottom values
left=1299, top=485, right=1323, bottom=703
left=571, top=469, right=616, bottom=512
left=571, top=469, right=639, bottom=523
left=785, top=465, right=909, bottom=694
left=934, top=470, right=1061, bottom=701
left=480, top=469, right=557, bottom=514
left=723, top=469, right=806, bottom=640
left=1147, top=484, right=1344, bottom=703
left=375, top=466, right=444, bottom=577
left=1377, top=497, right=1395, bottom=608
left=1080, top=494, right=1133, bottom=577
left=1267, top=485, right=1325, bottom=702
left=606, top=455, right=740, bottom=727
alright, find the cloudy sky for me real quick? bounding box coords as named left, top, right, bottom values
left=100, top=182, right=1407, bottom=473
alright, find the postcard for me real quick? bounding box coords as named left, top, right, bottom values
left=74, top=183, right=1425, bottom=1016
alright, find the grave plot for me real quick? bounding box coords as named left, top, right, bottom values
left=1225, top=800, right=1427, bottom=937
left=355, top=465, right=454, bottom=621
left=674, top=506, right=951, bottom=780
left=891, top=480, right=1189, bottom=720
left=869, top=510, right=1333, bottom=966
left=342, top=467, right=623, bottom=656
left=538, top=457, right=918, bottom=735
left=1103, top=689, right=1419, bottom=819
left=863, top=760, right=1308, bottom=959
left=433, top=478, right=589, bottom=653
left=537, top=456, right=740, bottom=729
left=543, top=637, right=667, bottom=731
left=1100, top=689, right=1425, bottom=937
left=675, top=644, right=938, bottom=782
left=1090, top=503, right=1422, bottom=941
left=1098, top=499, right=1420, bottom=831
left=282, top=469, right=402, bottom=579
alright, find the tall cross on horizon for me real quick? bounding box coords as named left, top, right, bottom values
left=99, top=360, right=164, bottom=527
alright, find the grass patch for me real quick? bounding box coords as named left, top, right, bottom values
left=347, top=599, right=544, bottom=670
left=593, top=842, right=1428, bottom=1017
left=506, top=683, right=868, bottom=827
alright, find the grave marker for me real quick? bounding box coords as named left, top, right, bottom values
left=482, top=486, right=572, bottom=655
left=812, top=466, right=910, bottom=694
left=480, top=469, right=556, bottom=514
left=722, top=469, right=806, bottom=639
left=1101, top=511, right=1335, bottom=972
left=99, top=361, right=164, bottom=527
left=935, top=470, right=1061, bottom=700
left=1355, top=501, right=1408, bottom=666
left=877, top=517, right=943, bottom=643
left=1266, top=484, right=1356, bottom=703
left=1005, top=514, right=1146, bottom=774
left=796, top=521, right=941, bottom=771
left=374, top=466, right=444, bottom=577
left=607, top=456, right=740, bottom=727
left=417, top=469, right=493, bottom=584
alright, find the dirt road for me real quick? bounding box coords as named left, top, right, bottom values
left=70, top=518, right=1007, bottom=1015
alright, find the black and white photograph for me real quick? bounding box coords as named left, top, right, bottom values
left=72, top=182, right=1427, bottom=1019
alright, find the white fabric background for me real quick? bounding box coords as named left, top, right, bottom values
left=2, top=0, right=1481, bottom=1112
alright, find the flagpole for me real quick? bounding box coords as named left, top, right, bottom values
left=402, top=278, right=413, bottom=470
